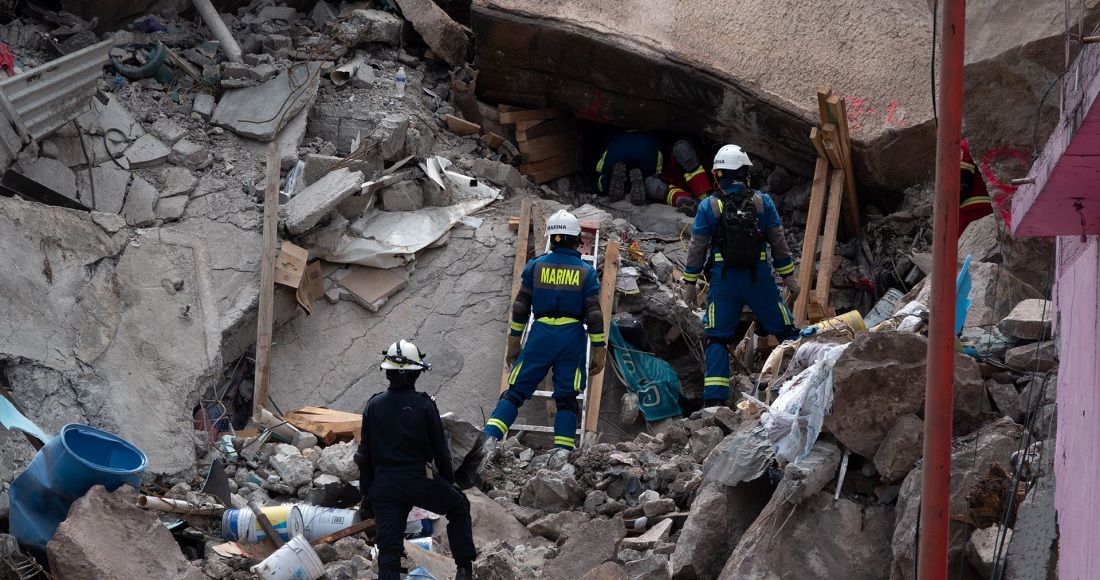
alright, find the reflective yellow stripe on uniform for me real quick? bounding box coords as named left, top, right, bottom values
left=588, top=333, right=605, bottom=343
left=682, top=272, right=699, bottom=282
left=596, top=150, right=608, bottom=174
left=960, top=161, right=977, bottom=173
left=655, top=151, right=664, bottom=175
left=574, top=368, right=582, bottom=392
left=487, top=418, right=509, bottom=436
left=705, top=302, right=715, bottom=329
left=537, top=316, right=580, bottom=325
left=684, top=165, right=706, bottom=181
left=508, top=361, right=523, bottom=385
left=704, top=376, right=730, bottom=387
left=778, top=301, right=792, bottom=326
left=960, top=195, right=991, bottom=209
left=775, top=262, right=795, bottom=276
left=510, top=321, right=526, bottom=332
left=554, top=436, right=575, bottom=448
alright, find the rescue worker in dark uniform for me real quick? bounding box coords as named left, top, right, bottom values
left=483, top=210, right=606, bottom=450
left=595, top=131, right=662, bottom=204
left=354, top=340, right=474, bottom=580
left=681, top=145, right=800, bottom=406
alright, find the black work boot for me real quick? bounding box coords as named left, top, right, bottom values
left=703, top=399, right=726, bottom=408
left=607, top=162, right=627, bottom=202
left=675, top=196, right=699, bottom=217
left=456, top=565, right=473, bottom=580
left=628, top=168, right=646, bottom=205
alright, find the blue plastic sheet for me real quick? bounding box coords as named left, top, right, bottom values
left=956, top=254, right=973, bottom=335
left=0, top=396, right=50, bottom=445
left=609, top=321, right=682, bottom=421
left=10, top=424, right=147, bottom=552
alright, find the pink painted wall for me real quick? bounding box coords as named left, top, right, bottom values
left=1053, top=234, right=1100, bottom=580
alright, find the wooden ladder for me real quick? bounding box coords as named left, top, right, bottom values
left=499, top=198, right=619, bottom=447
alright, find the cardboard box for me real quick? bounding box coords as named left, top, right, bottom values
left=296, top=260, right=325, bottom=315
left=275, top=242, right=308, bottom=288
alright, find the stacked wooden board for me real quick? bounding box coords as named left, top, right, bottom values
left=499, top=105, right=582, bottom=184
left=793, top=86, right=862, bottom=324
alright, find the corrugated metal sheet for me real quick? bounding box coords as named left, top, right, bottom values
left=0, top=40, right=111, bottom=141
left=0, top=89, right=30, bottom=171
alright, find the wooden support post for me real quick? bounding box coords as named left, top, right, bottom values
left=500, top=198, right=533, bottom=394
left=814, top=169, right=846, bottom=308
left=253, top=142, right=279, bottom=422
left=794, top=158, right=830, bottom=323
left=584, top=241, right=619, bottom=433
left=809, top=127, right=828, bottom=160
left=826, top=95, right=862, bottom=238
left=817, top=85, right=833, bottom=126
left=821, top=124, right=844, bottom=169
left=531, top=200, right=548, bottom=257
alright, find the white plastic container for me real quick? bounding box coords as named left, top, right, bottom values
left=297, top=505, right=361, bottom=541
left=251, top=534, right=324, bottom=580
left=222, top=505, right=305, bottom=543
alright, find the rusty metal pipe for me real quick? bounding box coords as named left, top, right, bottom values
left=918, top=0, right=965, bottom=577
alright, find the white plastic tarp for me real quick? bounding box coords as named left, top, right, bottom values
left=761, top=343, right=848, bottom=464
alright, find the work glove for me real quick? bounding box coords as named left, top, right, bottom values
left=359, top=497, right=375, bottom=521
left=783, top=275, right=801, bottom=303
left=681, top=282, right=698, bottom=306
left=505, top=335, right=522, bottom=366
left=589, top=346, right=607, bottom=377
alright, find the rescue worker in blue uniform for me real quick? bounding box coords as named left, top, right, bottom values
left=484, top=210, right=607, bottom=449
left=595, top=131, right=663, bottom=204
left=681, top=145, right=801, bottom=406
left=354, top=340, right=475, bottom=580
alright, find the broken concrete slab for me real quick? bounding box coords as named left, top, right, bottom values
left=872, top=413, right=924, bottom=483
left=170, top=139, right=213, bottom=170
left=382, top=180, right=425, bottom=211
left=16, top=157, right=77, bottom=200
left=192, top=93, right=216, bottom=121
left=122, top=175, right=157, bottom=227
left=394, top=0, right=473, bottom=66
left=890, top=418, right=1025, bottom=580
left=519, top=469, right=585, bottom=510
left=336, top=9, right=404, bottom=46
left=826, top=331, right=986, bottom=458
left=334, top=265, right=408, bottom=312
left=155, top=195, right=189, bottom=222
left=123, top=133, right=170, bottom=169
left=601, top=199, right=692, bottom=238
left=998, top=299, right=1053, bottom=341
left=308, top=97, right=409, bottom=157
left=149, top=118, right=187, bottom=145
left=153, top=165, right=198, bottom=198
left=670, top=479, right=771, bottom=580
left=543, top=518, right=627, bottom=579
left=74, top=164, right=131, bottom=212
left=472, top=158, right=527, bottom=189
left=1004, top=340, right=1058, bottom=372
left=242, top=105, right=310, bottom=170
left=528, top=510, right=591, bottom=542
left=468, top=487, right=534, bottom=549
left=47, top=485, right=205, bottom=580
left=77, top=92, right=144, bottom=141
left=283, top=168, right=365, bottom=235
left=212, top=62, right=322, bottom=141
left=967, top=524, right=1011, bottom=579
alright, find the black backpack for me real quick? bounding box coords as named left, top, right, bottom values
left=715, top=191, right=763, bottom=270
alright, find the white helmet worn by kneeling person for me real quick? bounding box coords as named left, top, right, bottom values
left=380, top=339, right=431, bottom=371
left=546, top=209, right=581, bottom=246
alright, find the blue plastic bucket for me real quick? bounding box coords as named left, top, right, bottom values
left=10, top=423, right=147, bottom=552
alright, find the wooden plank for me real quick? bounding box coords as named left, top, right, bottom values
left=522, top=140, right=578, bottom=163
left=514, top=120, right=542, bottom=132
left=520, top=150, right=581, bottom=175
left=826, top=95, right=861, bottom=238
left=530, top=160, right=582, bottom=184
left=501, top=198, right=533, bottom=394
left=516, top=117, right=578, bottom=141
left=517, top=131, right=578, bottom=154
left=809, top=127, right=827, bottom=160
left=585, top=240, right=619, bottom=433
left=793, top=158, right=830, bottom=324
left=821, top=124, right=843, bottom=169
left=484, top=132, right=505, bottom=149
left=284, top=414, right=337, bottom=445
left=445, top=114, right=480, bottom=135
left=531, top=200, right=548, bottom=257
left=498, top=107, right=567, bottom=124
left=814, top=169, right=846, bottom=308
left=253, top=142, right=280, bottom=422
left=816, top=85, right=833, bottom=127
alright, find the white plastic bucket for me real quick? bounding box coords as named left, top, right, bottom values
left=297, top=505, right=361, bottom=541
left=222, top=505, right=305, bottom=543
left=251, top=534, right=324, bottom=580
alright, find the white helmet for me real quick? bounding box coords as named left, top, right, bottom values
left=712, top=144, right=753, bottom=173
left=380, top=339, right=431, bottom=371
left=546, top=209, right=581, bottom=237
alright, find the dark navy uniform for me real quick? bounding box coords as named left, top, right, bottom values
left=484, top=246, right=604, bottom=449
left=356, top=382, right=475, bottom=580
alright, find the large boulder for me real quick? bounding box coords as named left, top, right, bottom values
left=912, top=261, right=1042, bottom=331
left=519, top=469, right=586, bottom=510
left=670, top=478, right=772, bottom=579
left=998, top=299, right=1053, bottom=341
left=467, top=488, right=534, bottom=549
left=543, top=518, right=627, bottom=579
left=47, top=485, right=205, bottom=580
left=873, top=414, right=924, bottom=483
left=825, top=331, right=985, bottom=458
left=890, top=418, right=1025, bottom=580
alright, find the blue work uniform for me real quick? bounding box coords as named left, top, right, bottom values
left=595, top=131, right=663, bottom=194
left=683, top=184, right=798, bottom=401
left=484, top=246, right=603, bottom=449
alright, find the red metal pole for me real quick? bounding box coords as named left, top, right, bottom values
left=918, top=0, right=965, bottom=578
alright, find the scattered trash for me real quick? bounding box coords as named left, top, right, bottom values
left=222, top=505, right=305, bottom=544
left=251, top=534, right=325, bottom=580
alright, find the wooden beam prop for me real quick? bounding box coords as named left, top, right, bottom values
left=814, top=169, right=846, bottom=309
left=500, top=198, right=533, bottom=393
left=253, top=142, right=279, bottom=422
left=794, top=158, right=830, bottom=323
left=584, top=240, right=620, bottom=433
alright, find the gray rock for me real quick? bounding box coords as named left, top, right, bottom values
left=382, top=180, right=425, bottom=211
left=310, top=0, right=339, bottom=28
left=169, top=139, right=212, bottom=170
left=643, top=498, right=676, bottom=518
left=625, top=554, right=671, bottom=580
left=47, top=485, right=205, bottom=580
left=580, top=562, right=630, bottom=580
left=90, top=211, right=127, bottom=234
left=913, top=261, right=1041, bottom=331
left=778, top=439, right=842, bottom=504
left=527, top=510, right=591, bottom=542
left=377, top=113, right=409, bottom=161
left=986, top=379, right=1023, bottom=422
left=473, top=545, right=534, bottom=580
left=212, top=62, right=322, bottom=141
left=123, top=134, right=170, bottom=169
left=544, top=518, right=627, bottom=579
left=1003, top=435, right=1056, bottom=580
left=122, top=176, right=158, bottom=227
left=18, top=157, right=77, bottom=199
left=670, top=480, right=771, bottom=580
left=689, top=426, right=724, bottom=462
left=601, top=199, right=692, bottom=238
left=967, top=524, right=1011, bottom=578
left=649, top=252, right=674, bottom=283
left=519, top=469, right=585, bottom=510
left=270, top=447, right=314, bottom=487
left=392, top=0, right=471, bottom=66
left=352, top=63, right=376, bottom=89
left=149, top=118, right=186, bottom=145
left=156, top=166, right=198, bottom=198
left=76, top=164, right=131, bottom=212
left=336, top=9, right=403, bottom=46
left=1000, top=224, right=1055, bottom=292
left=872, top=413, right=923, bottom=482
left=472, top=158, right=527, bottom=189
left=242, top=106, right=310, bottom=170
left=1004, top=341, right=1058, bottom=372
left=466, top=488, right=533, bottom=549
left=998, top=299, right=1053, bottom=341
left=283, top=168, right=365, bottom=235
left=318, top=441, right=360, bottom=482
left=958, top=213, right=1002, bottom=263
left=192, top=94, right=216, bottom=121
left=323, top=555, right=372, bottom=580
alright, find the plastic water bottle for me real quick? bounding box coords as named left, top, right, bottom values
left=395, top=66, right=406, bottom=98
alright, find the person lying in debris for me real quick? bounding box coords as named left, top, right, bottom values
left=681, top=144, right=801, bottom=406
left=354, top=340, right=475, bottom=580
left=595, top=131, right=713, bottom=214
